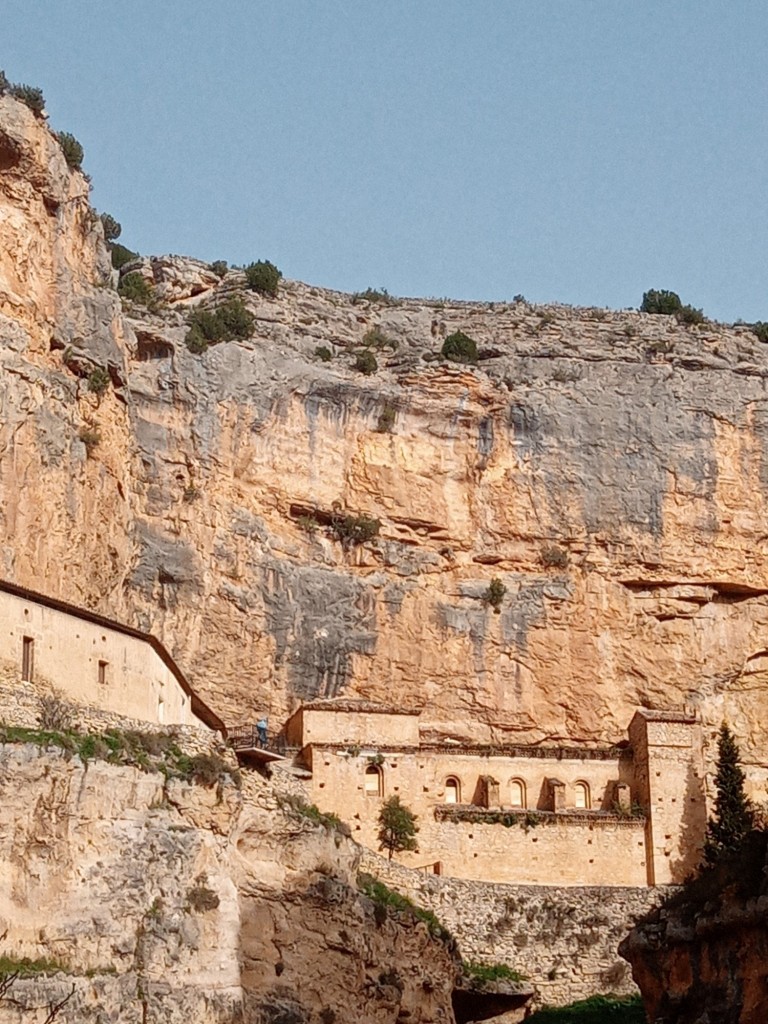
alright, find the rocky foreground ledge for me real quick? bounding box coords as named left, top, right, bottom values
left=0, top=744, right=459, bottom=1024
left=620, top=831, right=768, bottom=1024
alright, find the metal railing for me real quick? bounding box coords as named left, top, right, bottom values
left=228, top=724, right=286, bottom=754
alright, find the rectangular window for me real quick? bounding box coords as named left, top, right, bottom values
left=22, top=637, right=34, bottom=682
left=98, top=660, right=108, bottom=685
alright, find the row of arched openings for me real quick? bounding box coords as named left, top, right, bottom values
left=364, top=765, right=592, bottom=809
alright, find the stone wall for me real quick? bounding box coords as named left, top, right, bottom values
left=360, top=850, right=662, bottom=1007
left=308, top=742, right=647, bottom=885
left=0, top=666, right=218, bottom=757
left=0, top=587, right=198, bottom=727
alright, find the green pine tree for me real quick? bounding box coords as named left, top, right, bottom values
left=377, top=795, right=419, bottom=860
left=703, top=723, right=754, bottom=864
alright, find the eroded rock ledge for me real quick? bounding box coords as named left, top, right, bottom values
left=620, top=831, right=768, bottom=1024
left=0, top=745, right=458, bottom=1024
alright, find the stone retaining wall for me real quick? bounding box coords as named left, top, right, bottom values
left=0, top=667, right=218, bottom=756
left=360, top=850, right=663, bottom=1007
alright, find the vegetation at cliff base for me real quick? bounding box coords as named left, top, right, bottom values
left=703, top=722, right=755, bottom=863
left=653, top=725, right=763, bottom=923
left=357, top=873, right=453, bottom=943
left=526, top=994, right=644, bottom=1023
left=377, top=794, right=419, bottom=859
left=461, top=960, right=525, bottom=987
left=441, top=330, right=478, bottom=364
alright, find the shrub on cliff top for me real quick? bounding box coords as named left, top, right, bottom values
left=118, top=272, right=155, bottom=307
left=441, top=330, right=478, bottom=365
left=9, top=82, right=45, bottom=115
left=640, top=288, right=704, bottom=325
left=110, top=243, right=138, bottom=270
left=57, top=132, right=84, bottom=171
left=640, top=289, right=683, bottom=315
left=244, top=260, right=281, bottom=297
left=0, top=70, right=9, bottom=95
left=99, top=213, right=122, bottom=243
left=351, top=287, right=397, bottom=306
left=185, top=297, right=255, bottom=354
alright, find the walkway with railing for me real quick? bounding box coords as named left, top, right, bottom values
left=228, top=723, right=287, bottom=762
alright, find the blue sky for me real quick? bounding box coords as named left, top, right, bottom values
left=5, top=1, right=768, bottom=320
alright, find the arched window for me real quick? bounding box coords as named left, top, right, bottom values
left=574, top=781, right=591, bottom=810
left=364, top=764, right=383, bottom=798
left=510, top=778, right=526, bottom=809
left=445, top=777, right=461, bottom=804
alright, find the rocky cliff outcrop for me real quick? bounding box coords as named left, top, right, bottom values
left=3, top=92, right=768, bottom=777
left=620, top=832, right=768, bottom=1023
left=0, top=743, right=458, bottom=1023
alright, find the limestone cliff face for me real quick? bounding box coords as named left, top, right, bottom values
left=4, top=92, right=768, bottom=773
left=0, top=744, right=457, bottom=1023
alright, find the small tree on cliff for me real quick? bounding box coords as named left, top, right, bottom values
left=703, top=723, right=754, bottom=864
left=377, top=795, right=419, bottom=860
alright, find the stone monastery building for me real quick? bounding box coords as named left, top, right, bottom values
left=284, top=699, right=709, bottom=888
left=3, top=578, right=716, bottom=890
left=0, top=579, right=223, bottom=733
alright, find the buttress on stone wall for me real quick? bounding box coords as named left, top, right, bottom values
left=286, top=701, right=710, bottom=887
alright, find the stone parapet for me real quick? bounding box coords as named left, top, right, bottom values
left=0, top=669, right=219, bottom=757
left=433, top=805, right=646, bottom=828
